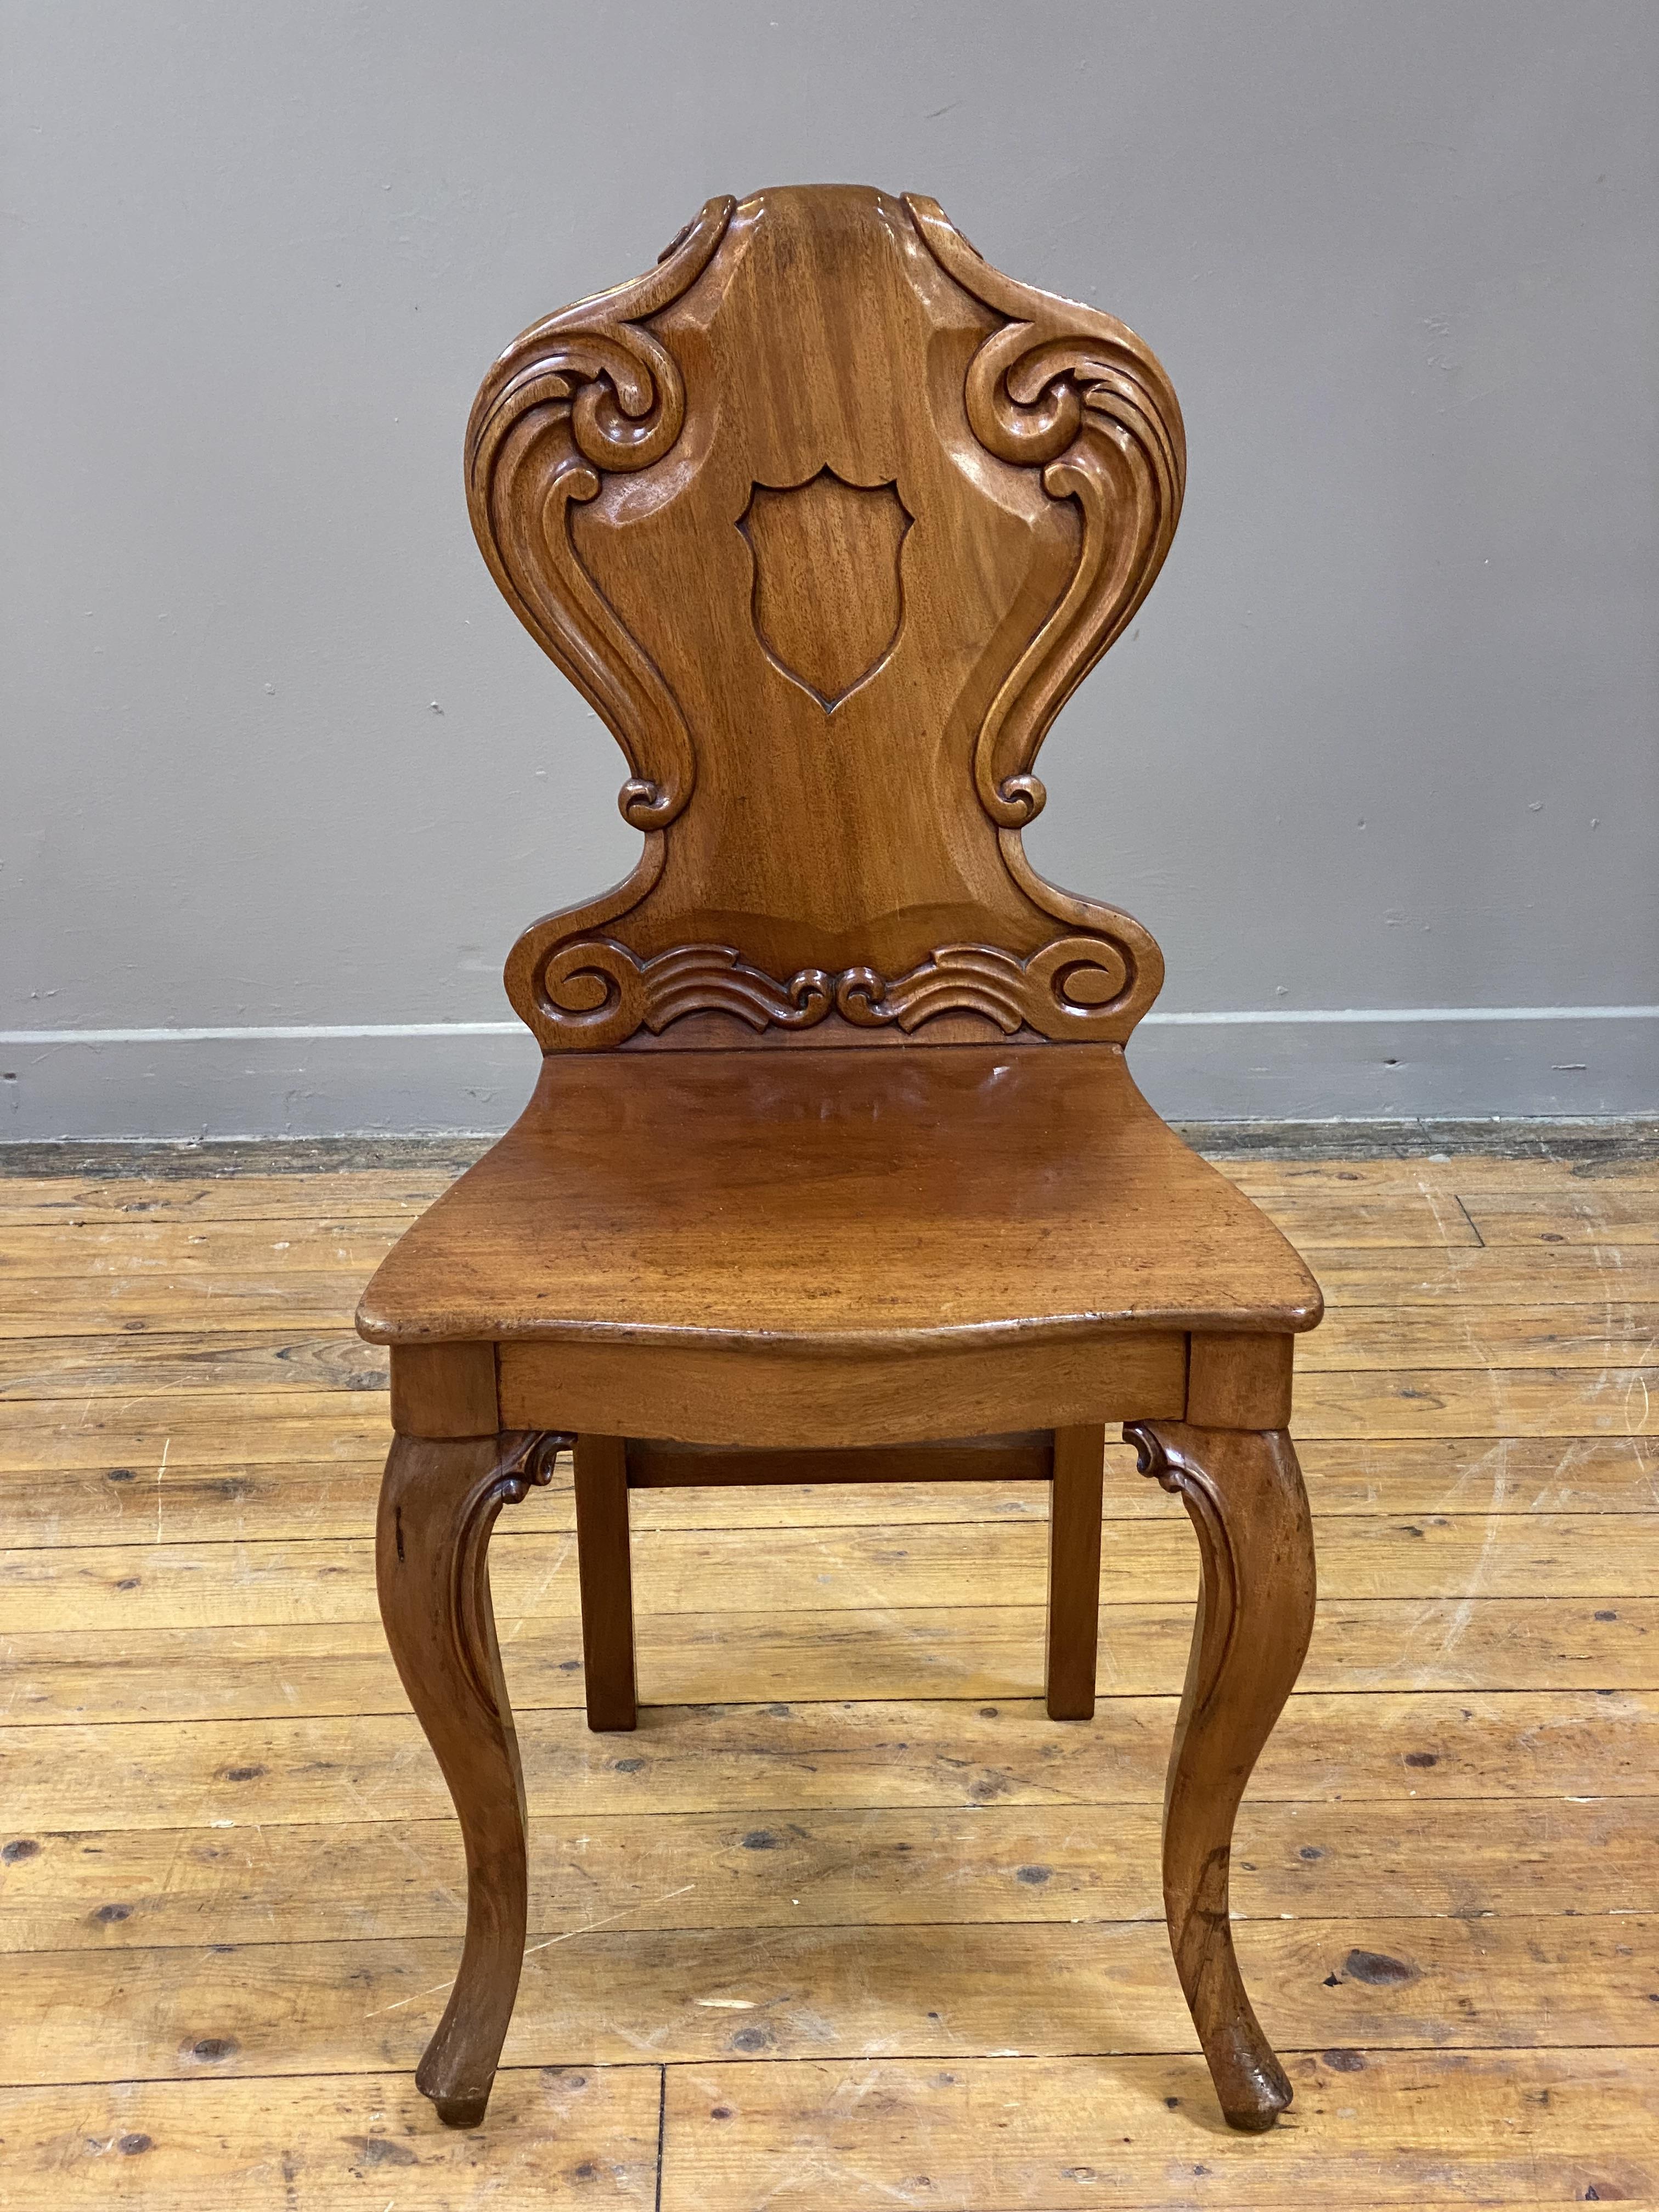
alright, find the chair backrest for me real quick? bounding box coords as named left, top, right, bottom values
left=467, top=184, right=1184, bottom=1052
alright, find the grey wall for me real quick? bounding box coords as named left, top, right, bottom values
left=3, top=0, right=1655, bottom=1137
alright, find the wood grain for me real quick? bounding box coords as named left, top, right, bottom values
left=0, top=2067, right=661, bottom=2209
left=3, top=1593, right=1654, bottom=1729
left=0, top=1218, right=403, bottom=1275
left=0, top=1392, right=392, bottom=1469
left=662, top=2050, right=1657, bottom=2206
left=573, top=1433, right=637, bottom=1731
left=4, top=1916, right=1655, bottom=2089
left=364, top=1047, right=1319, bottom=1349
left=0, top=1277, right=363, bottom=1336
left=0, top=1138, right=1646, bottom=1195
left=498, top=1319, right=1188, bottom=1449
left=3, top=1432, right=1654, bottom=1553
left=0, top=1172, right=459, bottom=1222
left=9, top=1240, right=1658, bottom=1337
left=1220, top=1153, right=1659, bottom=1194
left=0, top=1144, right=1647, bottom=1223
left=1461, top=1189, right=1659, bottom=1244
left=4, top=1691, right=1649, bottom=1833
left=1291, top=1365, right=1657, bottom=1436
left=8, top=1513, right=1655, bottom=1634
left=1311, top=1242, right=1659, bottom=1304
left=10, top=1357, right=1652, bottom=1479
left=6, top=1302, right=1657, bottom=1395
left=6, top=1796, right=1647, bottom=1953
left=388, top=1340, right=497, bottom=1438
left=0, top=1329, right=388, bottom=1396
left=7, top=1182, right=1650, bottom=1278
left=467, top=186, right=1178, bottom=1052
left=2, top=1138, right=1656, bottom=2196
left=1043, top=1425, right=1103, bottom=1719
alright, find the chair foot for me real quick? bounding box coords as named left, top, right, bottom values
left=376, top=1430, right=564, bottom=2128
left=424, top=2084, right=492, bottom=2131
left=1124, top=1419, right=1316, bottom=2134
left=1209, top=2025, right=1295, bottom=2131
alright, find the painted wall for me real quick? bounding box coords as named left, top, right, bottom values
left=3, top=0, right=1655, bottom=1136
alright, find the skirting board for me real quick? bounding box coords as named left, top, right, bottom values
left=0, top=1009, right=1653, bottom=1138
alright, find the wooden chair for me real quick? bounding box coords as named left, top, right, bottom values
left=358, top=184, right=1322, bottom=2137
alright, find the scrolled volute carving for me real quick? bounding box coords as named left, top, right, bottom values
left=523, top=932, right=1138, bottom=1051
left=451, top=1431, right=569, bottom=1718
left=533, top=938, right=834, bottom=1053
left=466, top=198, right=735, bottom=830
left=836, top=936, right=1130, bottom=1035
left=1126, top=1420, right=1188, bottom=1497
left=484, top=186, right=1176, bottom=1055
left=1125, top=1420, right=1242, bottom=1671
left=905, top=196, right=1186, bottom=832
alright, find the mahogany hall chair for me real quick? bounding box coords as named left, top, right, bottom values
left=357, top=184, right=1322, bottom=2136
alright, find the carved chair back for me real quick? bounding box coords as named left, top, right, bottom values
left=466, top=184, right=1184, bottom=1053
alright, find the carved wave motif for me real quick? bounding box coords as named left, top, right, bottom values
left=530, top=935, right=1133, bottom=1050
left=537, top=939, right=833, bottom=1052
left=835, top=938, right=1130, bottom=1035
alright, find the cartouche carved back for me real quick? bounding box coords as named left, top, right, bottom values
left=467, top=185, right=1184, bottom=1051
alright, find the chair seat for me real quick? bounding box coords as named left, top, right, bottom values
left=358, top=1043, right=1321, bottom=1350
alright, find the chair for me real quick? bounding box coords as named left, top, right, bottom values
left=358, top=184, right=1322, bottom=2137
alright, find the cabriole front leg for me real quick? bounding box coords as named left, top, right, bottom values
left=1124, top=1420, right=1316, bottom=2132
left=375, top=1429, right=567, bottom=2126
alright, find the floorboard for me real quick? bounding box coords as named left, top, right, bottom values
left=0, top=1141, right=1652, bottom=2205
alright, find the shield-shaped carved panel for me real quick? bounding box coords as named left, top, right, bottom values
left=738, top=468, right=913, bottom=711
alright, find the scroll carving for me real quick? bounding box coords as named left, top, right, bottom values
left=834, top=939, right=1128, bottom=1035
left=519, top=934, right=1136, bottom=1049
left=465, top=197, right=735, bottom=831
left=451, top=1431, right=569, bottom=1717
left=534, top=940, right=834, bottom=1053
left=904, top=196, right=1185, bottom=832
left=471, top=186, right=1183, bottom=1053
left=1125, top=1420, right=1240, bottom=1669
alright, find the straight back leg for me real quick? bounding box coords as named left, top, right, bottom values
left=1125, top=1419, right=1316, bottom=2131
left=574, top=1434, right=639, bottom=1731
left=376, top=1430, right=561, bottom=2126
left=1045, top=1423, right=1105, bottom=1719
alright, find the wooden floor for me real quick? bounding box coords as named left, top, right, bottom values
left=0, top=1131, right=1656, bottom=2208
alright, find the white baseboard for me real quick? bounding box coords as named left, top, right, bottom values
left=0, top=1008, right=1653, bottom=1138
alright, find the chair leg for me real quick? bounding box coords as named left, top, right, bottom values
left=1124, top=1420, right=1316, bottom=2133
left=573, top=1434, right=638, bottom=1731
left=1045, top=1422, right=1105, bottom=1719
left=376, top=1429, right=561, bottom=2128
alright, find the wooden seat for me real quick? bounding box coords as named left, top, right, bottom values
left=360, top=184, right=1322, bottom=2141
left=360, top=1043, right=1318, bottom=1438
